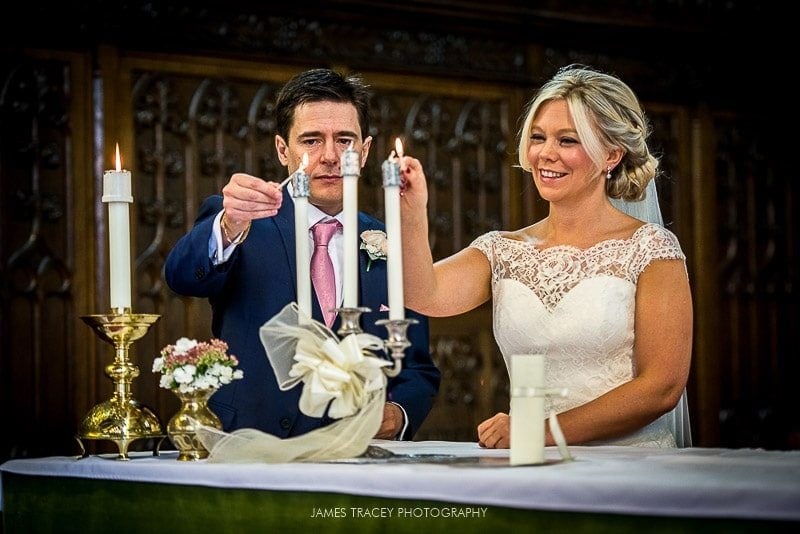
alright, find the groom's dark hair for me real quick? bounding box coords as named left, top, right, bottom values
left=275, top=68, right=372, bottom=141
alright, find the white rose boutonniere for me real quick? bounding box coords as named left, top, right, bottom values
left=360, top=230, right=388, bottom=272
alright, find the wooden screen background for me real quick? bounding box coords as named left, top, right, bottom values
left=1, top=2, right=795, bottom=461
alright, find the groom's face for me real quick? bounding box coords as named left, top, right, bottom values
left=276, top=101, right=372, bottom=216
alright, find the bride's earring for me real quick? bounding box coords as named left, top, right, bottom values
left=606, top=166, right=613, bottom=180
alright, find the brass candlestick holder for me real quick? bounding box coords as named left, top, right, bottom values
left=76, top=310, right=164, bottom=460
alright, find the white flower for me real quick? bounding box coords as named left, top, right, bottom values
left=159, top=373, right=174, bottom=389
left=174, top=337, right=198, bottom=355
left=173, top=365, right=197, bottom=385
left=360, top=230, right=388, bottom=271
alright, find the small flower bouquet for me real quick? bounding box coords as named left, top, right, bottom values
left=153, top=337, right=243, bottom=393
left=360, top=229, right=388, bottom=271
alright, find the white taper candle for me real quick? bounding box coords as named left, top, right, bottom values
left=293, top=153, right=311, bottom=319
left=382, top=140, right=405, bottom=320
left=103, top=144, right=133, bottom=312
left=341, top=144, right=360, bottom=308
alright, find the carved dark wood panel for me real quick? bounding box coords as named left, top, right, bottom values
left=0, top=56, right=87, bottom=460
left=714, top=115, right=798, bottom=448
left=648, top=108, right=690, bottom=231
left=367, top=92, right=510, bottom=254
left=417, top=310, right=510, bottom=441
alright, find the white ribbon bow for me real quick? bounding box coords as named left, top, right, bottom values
left=289, top=333, right=389, bottom=418
left=259, top=302, right=389, bottom=419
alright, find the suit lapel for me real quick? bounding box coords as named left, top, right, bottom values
left=358, top=215, right=384, bottom=312
left=330, top=215, right=383, bottom=333
left=274, top=188, right=298, bottom=296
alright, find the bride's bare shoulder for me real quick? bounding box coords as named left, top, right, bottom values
left=499, top=221, right=546, bottom=244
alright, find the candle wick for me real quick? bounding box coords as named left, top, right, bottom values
left=391, top=149, right=405, bottom=173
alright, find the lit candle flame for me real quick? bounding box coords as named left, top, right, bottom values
left=299, top=152, right=309, bottom=173
left=115, top=143, right=122, bottom=172
left=395, top=137, right=404, bottom=160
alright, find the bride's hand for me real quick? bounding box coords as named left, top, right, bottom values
left=398, top=156, right=428, bottom=214
left=477, top=412, right=510, bottom=449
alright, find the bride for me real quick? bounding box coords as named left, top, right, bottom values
left=399, top=64, right=693, bottom=448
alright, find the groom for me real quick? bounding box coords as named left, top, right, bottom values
left=164, top=68, right=440, bottom=440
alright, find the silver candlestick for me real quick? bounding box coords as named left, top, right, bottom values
left=335, top=306, right=372, bottom=337
left=375, top=318, right=418, bottom=377
left=334, top=307, right=417, bottom=377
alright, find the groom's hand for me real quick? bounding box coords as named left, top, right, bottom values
left=374, top=402, right=404, bottom=439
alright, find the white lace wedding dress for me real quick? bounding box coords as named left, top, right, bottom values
left=471, top=223, right=688, bottom=447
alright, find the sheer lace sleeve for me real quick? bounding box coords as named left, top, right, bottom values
left=629, top=224, right=686, bottom=281
left=469, top=231, right=502, bottom=264
left=469, top=230, right=500, bottom=270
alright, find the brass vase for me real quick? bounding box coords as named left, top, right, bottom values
left=167, top=388, right=222, bottom=461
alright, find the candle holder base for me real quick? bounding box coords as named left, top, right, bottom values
left=375, top=318, right=418, bottom=377
left=335, top=306, right=371, bottom=337
left=75, top=398, right=165, bottom=460
left=78, top=312, right=163, bottom=460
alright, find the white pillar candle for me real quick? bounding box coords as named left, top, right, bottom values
left=510, top=354, right=546, bottom=465
left=102, top=144, right=133, bottom=312
left=341, top=144, right=360, bottom=308
left=292, top=153, right=311, bottom=319
left=382, top=139, right=404, bottom=320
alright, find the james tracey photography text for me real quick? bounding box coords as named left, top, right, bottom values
left=310, top=506, right=488, bottom=519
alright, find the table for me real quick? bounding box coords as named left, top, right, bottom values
left=2, top=441, right=799, bottom=532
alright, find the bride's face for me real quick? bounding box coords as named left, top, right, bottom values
left=526, top=99, right=603, bottom=204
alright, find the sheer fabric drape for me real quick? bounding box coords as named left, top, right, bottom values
left=611, top=180, right=692, bottom=447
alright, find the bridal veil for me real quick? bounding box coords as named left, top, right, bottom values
left=611, top=180, right=693, bottom=447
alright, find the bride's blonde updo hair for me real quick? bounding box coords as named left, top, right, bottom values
left=517, top=64, right=658, bottom=201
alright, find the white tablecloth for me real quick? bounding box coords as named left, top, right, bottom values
left=2, top=441, right=799, bottom=521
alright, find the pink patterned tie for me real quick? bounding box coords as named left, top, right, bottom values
left=310, top=220, right=341, bottom=327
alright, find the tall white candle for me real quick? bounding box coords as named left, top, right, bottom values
left=510, top=354, right=546, bottom=465
left=382, top=139, right=405, bottom=320
left=102, top=144, right=133, bottom=312
left=341, top=144, right=360, bottom=308
left=292, top=153, right=311, bottom=319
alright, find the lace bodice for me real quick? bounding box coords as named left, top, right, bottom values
left=471, top=223, right=686, bottom=447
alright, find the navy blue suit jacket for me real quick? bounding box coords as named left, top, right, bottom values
left=164, top=189, right=440, bottom=439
